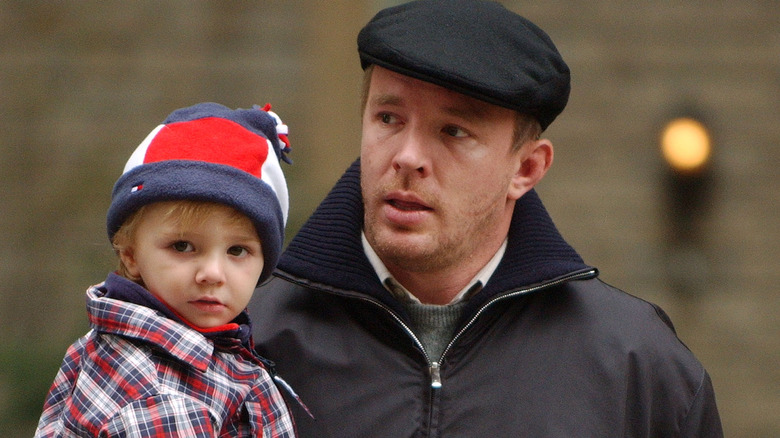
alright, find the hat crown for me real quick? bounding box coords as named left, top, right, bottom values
left=358, top=0, right=570, bottom=130
left=121, top=103, right=289, bottom=224
left=124, top=117, right=268, bottom=176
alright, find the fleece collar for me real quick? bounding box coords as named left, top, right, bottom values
left=276, top=159, right=595, bottom=319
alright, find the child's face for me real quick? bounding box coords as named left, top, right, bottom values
left=119, top=202, right=264, bottom=328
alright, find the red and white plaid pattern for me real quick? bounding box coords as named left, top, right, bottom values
left=35, top=284, right=295, bottom=437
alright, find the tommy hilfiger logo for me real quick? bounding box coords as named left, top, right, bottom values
left=131, top=184, right=144, bottom=193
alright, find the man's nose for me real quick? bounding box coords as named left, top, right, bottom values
left=392, top=128, right=429, bottom=176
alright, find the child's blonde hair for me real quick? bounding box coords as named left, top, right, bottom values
left=112, top=200, right=254, bottom=283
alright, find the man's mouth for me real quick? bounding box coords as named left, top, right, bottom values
left=388, top=199, right=432, bottom=211
left=385, top=190, right=433, bottom=211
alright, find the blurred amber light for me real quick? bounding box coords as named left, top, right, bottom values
left=660, top=117, right=712, bottom=173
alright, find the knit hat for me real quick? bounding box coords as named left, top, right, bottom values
left=358, top=0, right=570, bottom=130
left=106, top=102, right=291, bottom=284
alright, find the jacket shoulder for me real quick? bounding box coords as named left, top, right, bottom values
left=569, top=279, right=723, bottom=436
left=549, top=278, right=694, bottom=356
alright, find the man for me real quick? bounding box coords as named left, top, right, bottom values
left=250, top=1, right=723, bottom=436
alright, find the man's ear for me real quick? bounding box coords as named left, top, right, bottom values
left=508, top=139, right=553, bottom=200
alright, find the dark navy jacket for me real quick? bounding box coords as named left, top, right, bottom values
left=250, top=160, right=722, bottom=437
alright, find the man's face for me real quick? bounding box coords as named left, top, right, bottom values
left=361, top=66, right=523, bottom=276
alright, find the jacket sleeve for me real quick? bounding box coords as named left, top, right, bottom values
left=34, top=340, right=86, bottom=438
left=101, top=395, right=216, bottom=437
left=681, top=371, right=723, bottom=437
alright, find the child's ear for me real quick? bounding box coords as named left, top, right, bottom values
left=119, top=248, right=141, bottom=278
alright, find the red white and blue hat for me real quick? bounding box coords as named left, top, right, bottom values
left=107, top=102, right=291, bottom=284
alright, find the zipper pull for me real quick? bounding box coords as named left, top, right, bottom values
left=430, top=361, right=442, bottom=389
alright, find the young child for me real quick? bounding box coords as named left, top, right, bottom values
left=35, top=102, right=298, bottom=437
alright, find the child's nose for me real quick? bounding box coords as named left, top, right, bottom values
left=195, top=255, right=226, bottom=285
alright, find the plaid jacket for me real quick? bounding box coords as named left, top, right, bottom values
left=35, top=275, right=296, bottom=437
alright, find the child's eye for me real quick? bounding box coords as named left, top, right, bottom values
left=172, top=241, right=193, bottom=252
left=227, top=246, right=248, bottom=257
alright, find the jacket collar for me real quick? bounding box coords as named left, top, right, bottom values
left=276, top=159, right=595, bottom=317
left=88, top=276, right=213, bottom=372
left=89, top=274, right=254, bottom=372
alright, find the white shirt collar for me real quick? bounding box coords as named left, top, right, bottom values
left=361, top=232, right=507, bottom=305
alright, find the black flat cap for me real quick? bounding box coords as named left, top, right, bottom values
left=358, top=0, right=570, bottom=130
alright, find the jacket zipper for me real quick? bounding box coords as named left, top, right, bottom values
left=351, top=295, right=432, bottom=364
left=438, top=268, right=598, bottom=364
left=279, top=267, right=596, bottom=436
left=331, top=267, right=598, bottom=389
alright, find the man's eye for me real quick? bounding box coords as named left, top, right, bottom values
left=443, top=125, right=467, bottom=138
left=380, top=113, right=396, bottom=124
left=172, top=241, right=193, bottom=252
left=227, top=246, right=248, bottom=257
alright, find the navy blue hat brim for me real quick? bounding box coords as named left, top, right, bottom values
left=107, top=161, right=284, bottom=285
left=357, top=0, right=570, bottom=130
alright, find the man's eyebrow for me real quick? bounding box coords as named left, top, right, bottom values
left=370, top=92, right=489, bottom=120
left=443, top=100, right=489, bottom=121
left=370, top=93, right=403, bottom=107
